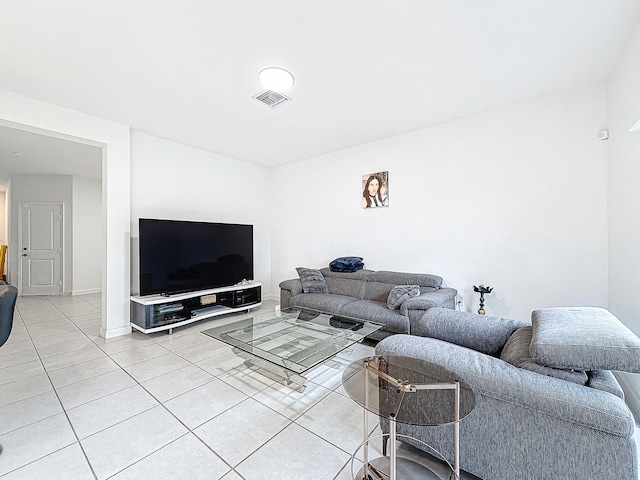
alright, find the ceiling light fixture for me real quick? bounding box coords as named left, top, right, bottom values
left=258, top=67, right=294, bottom=91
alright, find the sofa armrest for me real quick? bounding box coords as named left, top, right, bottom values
left=411, top=307, right=528, bottom=355
left=279, top=278, right=303, bottom=308
left=375, top=334, right=634, bottom=437
left=400, top=287, right=457, bottom=317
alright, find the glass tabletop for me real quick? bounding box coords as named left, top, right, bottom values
left=201, top=307, right=383, bottom=374
left=342, top=355, right=476, bottom=426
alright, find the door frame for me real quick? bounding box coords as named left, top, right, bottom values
left=17, top=201, right=65, bottom=296
left=0, top=102, right=131, bottom=339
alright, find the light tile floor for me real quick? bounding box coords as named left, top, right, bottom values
left=0, top=294, right=506, bottom=479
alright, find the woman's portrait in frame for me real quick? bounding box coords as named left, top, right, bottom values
left=362, top=171, right=389, bottom=208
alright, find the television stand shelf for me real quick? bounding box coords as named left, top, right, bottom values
left=130, top=282, right=261, bottom=334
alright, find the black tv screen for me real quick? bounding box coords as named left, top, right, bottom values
left=139, top=218, right=254, bottom=296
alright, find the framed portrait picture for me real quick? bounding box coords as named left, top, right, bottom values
left=362, top=171, right=389, bottom=208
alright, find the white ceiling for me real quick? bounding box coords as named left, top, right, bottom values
left=0, top=1, right=639, bottom=177
left=0, top=126, right=102, bottom=191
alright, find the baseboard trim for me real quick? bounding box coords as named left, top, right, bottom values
left=72, top=288, right=102, bottom=296
left=101, top=324, right=132, bottom=339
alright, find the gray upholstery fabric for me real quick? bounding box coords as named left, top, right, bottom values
left=367, top=270, right=442, bottom=288
left=376, top=334, right=637, bottom=480
left=531, top=307, right=640, bottom=373
left=338, top=300, right=410, bottom=334
left=279, top=279, right=303, bottom=297
left=588, top=370, right=625, bottom=399
left=386, top=285, right=420, bottom=309
left=319, top=267, right=373, bottom=280
left=319, top=267, right=370, bottom=298
left=289, top=293, right=357, bottom=312
left=363, top=281, right=396, bottom=302
left=501, top=327, right=588, bottom=385
left=295, top=267, right=328, bottom=294
left=279, top=279, right=302, bottom=308
left=324, top=277, right=367, bottom=299
left=279, top=268, right=456, bottom=337
left=0, top=285, right=18, bottom=347
left=401, top=288, right=457, bottom=318
left=411, top=307, right=527, bottom=355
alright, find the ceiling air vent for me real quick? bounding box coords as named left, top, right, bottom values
left=253, top=90, right=292, bottom=108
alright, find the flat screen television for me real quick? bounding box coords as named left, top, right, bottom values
left=138, top=218, right=254, bottom=297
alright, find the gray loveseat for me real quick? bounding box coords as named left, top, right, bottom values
left=376, top=307, right=640, bottom=480
left=279, top=268, right=456, bottom=340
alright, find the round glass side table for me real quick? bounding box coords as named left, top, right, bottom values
left=342, top=355, right=476, bottom=480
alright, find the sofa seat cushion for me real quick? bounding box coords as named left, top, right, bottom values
left=338, top=300, right=409, bottom=334
left=501, top=327, right=588, bottom=385
left=531, top=307, right=640, bottom=373
left=289, top=293, right=358, bottom=313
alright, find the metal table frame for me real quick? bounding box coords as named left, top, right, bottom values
left=360, top=358, right=461, bottom=480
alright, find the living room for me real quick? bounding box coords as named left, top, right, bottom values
left=1, top=2, right=640, bottom=478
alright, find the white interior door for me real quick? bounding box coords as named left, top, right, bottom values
left=20, top=203, right=63, bottom=296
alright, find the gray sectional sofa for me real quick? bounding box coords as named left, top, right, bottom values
left=279, top=268, right=457, bottom=340
left=375, top=306, right=640, bottom=480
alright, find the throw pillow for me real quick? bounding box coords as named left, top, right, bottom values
left=387, top=285, right=420, bottom=310
left=530, top=307, right=640, bottom=373
left=296, top=267, right=329, bottom=294
left=500, top=327, right=588, bottom=385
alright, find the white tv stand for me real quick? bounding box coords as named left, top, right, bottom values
left=130, top=281, right=261, bottom=334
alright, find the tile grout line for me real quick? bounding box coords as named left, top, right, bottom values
left=4, top=296, right=374, bottom=480
left=2, top=296, right=101, bottom=479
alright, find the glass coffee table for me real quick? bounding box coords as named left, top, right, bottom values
left=201, top=307, right=383, bottom=388
left=342, top=355, right=476, bottom=480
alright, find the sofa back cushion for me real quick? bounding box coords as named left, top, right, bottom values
left=362, top=271, right=442, bottom=302
left=531, top=307, right=640, bottom=373
left=368, top=271, right=443, bottom=288
left=587, top=370, right=625, bottom=399
left=501, top=327, right=588, bottom=385
left=319, top=268, right=371, bottom=299
left=418, top=308, right=527, bottom=356
left=363, top=281, right=397, bottom=302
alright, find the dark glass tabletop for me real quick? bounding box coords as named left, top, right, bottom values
left=342, top=355, right=476, bottom=426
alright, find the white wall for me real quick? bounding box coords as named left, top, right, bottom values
left=72, top=176, right=102, bottom=294
left=8, top=174, right=74, bottom=293
left=0, top=90, right=131, bottom=339
left=272, top=83, right=609, bottom=322
left=0, top=191, right=5, bottom=279
left=0, top=191, right=5, bottom=245
left=130, top=131, right=273, bottom=296
left=606, top=17, right=640, bottom=412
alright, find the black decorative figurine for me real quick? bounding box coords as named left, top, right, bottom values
left=473, top=284, right=493, bottom=315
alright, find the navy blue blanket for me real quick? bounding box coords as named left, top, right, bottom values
left=329, top=256, right=364, bottom=273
